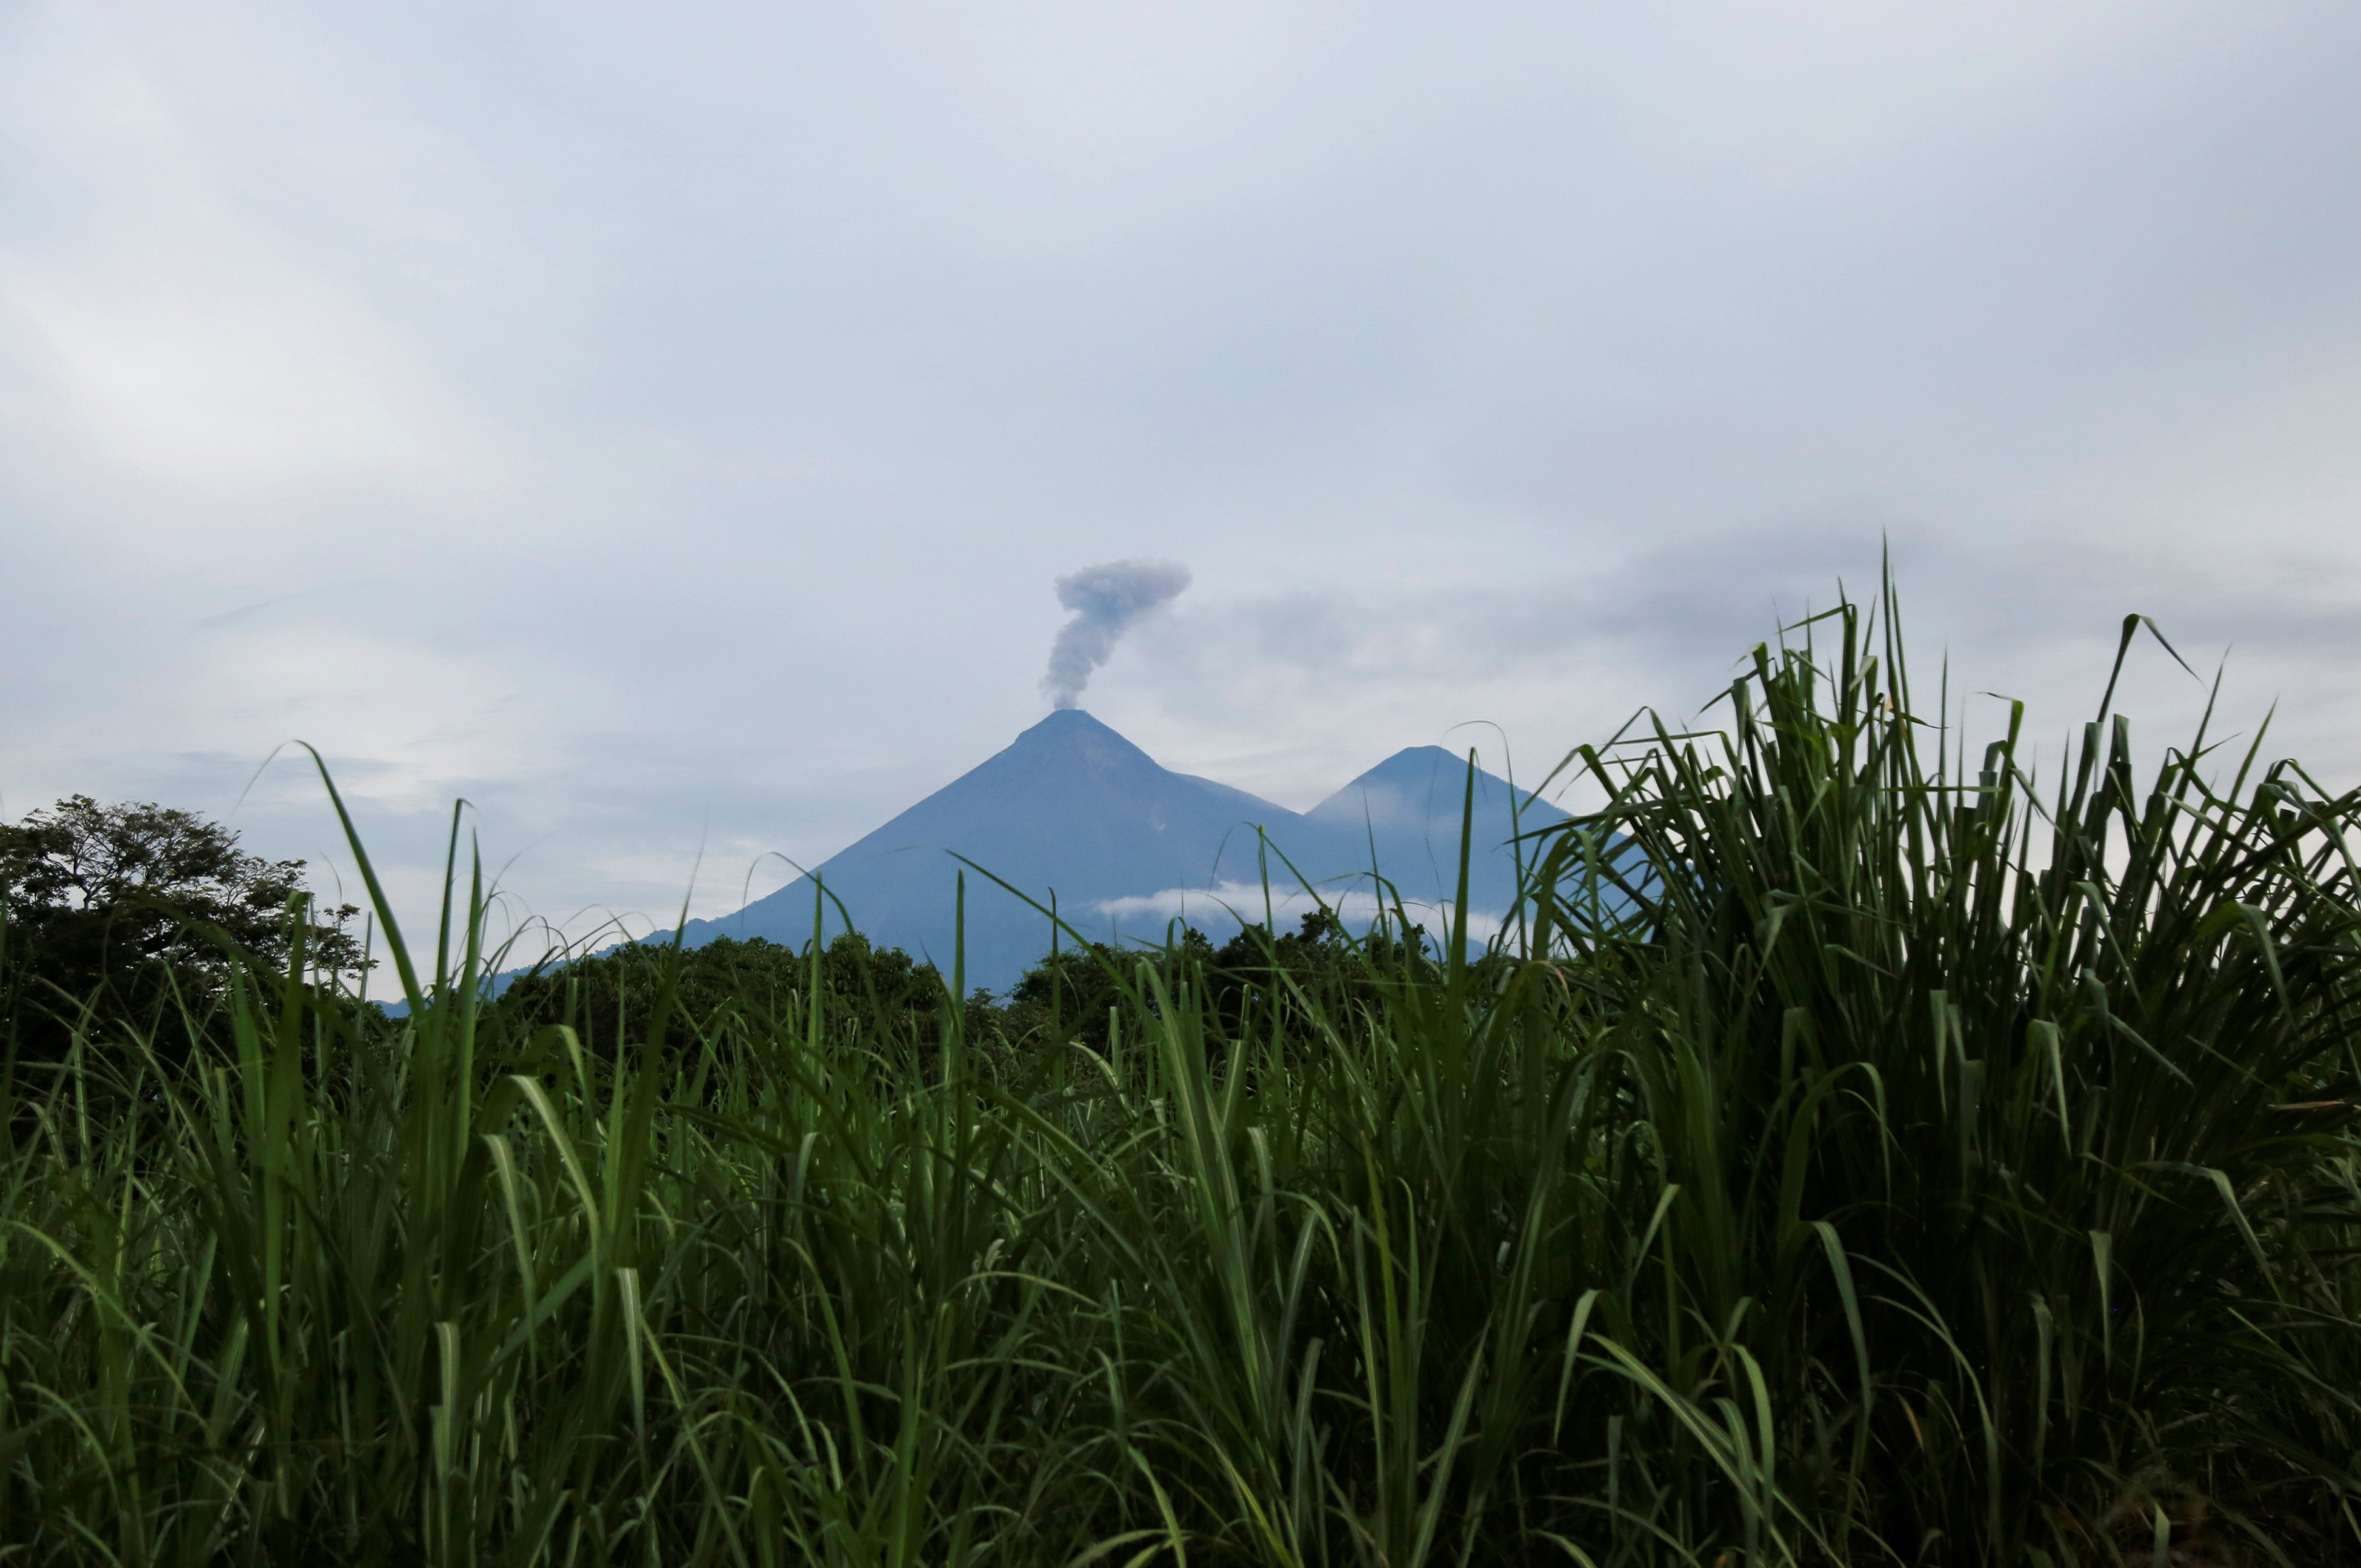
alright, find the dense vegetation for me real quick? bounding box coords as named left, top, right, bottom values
left=493, top=911, right=1432, bottom=1064
left=4, top=598, right=2359, bottom=1565
left=0, top=794, right=367, bottom=1065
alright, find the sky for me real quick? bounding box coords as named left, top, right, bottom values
left=5, top=1, right=2360, bottom=956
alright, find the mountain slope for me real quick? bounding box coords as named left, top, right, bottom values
left=1305, top=745, right=1568, bottom=920
left=662, top=712, right=1570, bottom=989
left=667, top=709, right=1319, bottom=985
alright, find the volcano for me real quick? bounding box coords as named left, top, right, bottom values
left=661, top=709, right=1568, bottom=989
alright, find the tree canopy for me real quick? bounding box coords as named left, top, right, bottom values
left=496, top=931, right=968, bottom=1058
left=0, top=795, right=366, bottom=1060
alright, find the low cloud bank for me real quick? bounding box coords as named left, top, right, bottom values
left=1089, top=878, right=1506, bottom=947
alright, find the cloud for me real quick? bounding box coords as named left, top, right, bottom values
left=1091, top=877, right=1505, bottom=947
left=1040, top=559, right=1193, bottom=708
left=0, top=5, right=509, bottom=504
left=5, top=0, right=2361, bottom=950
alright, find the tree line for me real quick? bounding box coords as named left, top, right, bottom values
left=2, top=793, right=1431, bottom=1070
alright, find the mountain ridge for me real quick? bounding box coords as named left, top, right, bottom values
left=654, top=709, right=1567, bottom=988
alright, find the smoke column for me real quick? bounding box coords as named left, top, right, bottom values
left=1040, top=559, right=1192, bottom=709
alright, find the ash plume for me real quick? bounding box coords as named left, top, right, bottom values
left=1040, top=559, right=1192, bottom=709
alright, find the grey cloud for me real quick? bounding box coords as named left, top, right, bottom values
left=5, top=2, right=2361, bottom=942
left=1116, top=523, right=2360, bottom=813
left=1040, top=560, right=1193, bottom=709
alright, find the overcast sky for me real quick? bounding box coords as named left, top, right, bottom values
left=6, top=1, right=2360, bottom=953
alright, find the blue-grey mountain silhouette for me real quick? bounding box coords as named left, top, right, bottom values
left=661, top=709, right=1570, bottom=989
left=1307, top=743, right=1566, bottom=919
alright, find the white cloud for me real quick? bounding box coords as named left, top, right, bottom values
left=1093, top=879, right=1506, bottom=948
left=0, top=2, right=513, bottom=502
left=11, top=271, right=460, bottom=492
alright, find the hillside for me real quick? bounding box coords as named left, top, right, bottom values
left=661, top=709, right=1566, bottom=987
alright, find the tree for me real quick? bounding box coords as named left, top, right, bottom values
left=0, top=795, right=367, bottom=1061
left=994, top=909, right=1448, bottom=1059
left=499, top=931, right=961, bottom=1059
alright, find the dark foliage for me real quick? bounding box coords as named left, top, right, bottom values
left=0, top=794, right=366, bottom=1062
left=496, top=931, right=987, bottom=1058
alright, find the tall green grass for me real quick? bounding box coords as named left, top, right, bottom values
left=4, top=591, right=2358, bottom=1565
